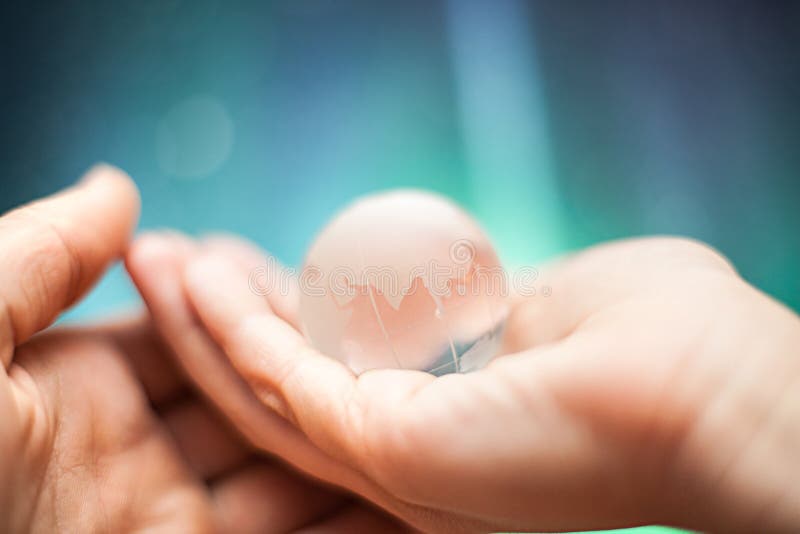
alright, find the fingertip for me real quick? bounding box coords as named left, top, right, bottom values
left=199, top=234, right=274, bottom=274
left=200, top=233, right=263, bottom=255
left=184, top=251, right=277, bottom=352
left=80, top=163, right=141, bottom=230
left=199, top=234, right=302, bottom=329
left=184, top=252, right=239, bottom=294
left=81, top=162, right=131, bottom=185
left=0, top=165, right=142, bottom=346
left=129, top=230, right=195, bottom=265
left=126, top=231, right=198, bottom=300
left=127, top=233, right=175, bottom=276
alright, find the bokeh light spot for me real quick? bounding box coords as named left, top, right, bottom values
left=156, top=95, right=234, bottom=179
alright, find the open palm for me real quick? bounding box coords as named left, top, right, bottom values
left=129, top=231, right=800, bottom=533
left=128, top=231, right=800, bottom=532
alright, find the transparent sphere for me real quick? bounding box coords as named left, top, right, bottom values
left=299, top=190, right=508, bottom=376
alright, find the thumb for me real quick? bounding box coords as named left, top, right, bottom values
left=0, top=164, right=140, bottom=367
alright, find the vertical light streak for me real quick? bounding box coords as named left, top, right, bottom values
left=446, top=0, right=566, bottom=265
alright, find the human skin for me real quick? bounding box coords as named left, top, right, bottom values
left=0, top=167, right=406, bottom=533
left=128, top=228, right=800, bottom=534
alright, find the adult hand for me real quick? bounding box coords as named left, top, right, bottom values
left=1, top=168, right=406, bottom=533
left=128, top=233, right=800, bottom=533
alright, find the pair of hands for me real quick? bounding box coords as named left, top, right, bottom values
left=2, top=167, right=799, bottom=533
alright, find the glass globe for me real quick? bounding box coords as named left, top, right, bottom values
left=299, top=190, right=508, bottom=376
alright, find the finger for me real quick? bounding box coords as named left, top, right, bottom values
left=129, top=234, right=444, bottom=530
left=183, top=252, right=434, bottom=468
left=0, top=164, right=140, bottom=365
left=127, top=234, right=386, bottom=497
left=126, top=233, right=291, bottom=445
left=199, top=233, right=301, bottom=330
left=183, top=250, right=643, bottom=530
left=211, top=462, right=344, bottom=533
left=162, top=399, right=251, bottom=480
left=183, top=252, right=357, bottom=449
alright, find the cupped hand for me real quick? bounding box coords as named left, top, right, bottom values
left=1, top=169, right=406, bottom=533
left=127, top=231, right=800, bottom=533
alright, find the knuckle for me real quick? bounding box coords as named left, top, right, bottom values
left=0, top=207, right=82, bottom=342
left=14, top=208, right=82, bottom=307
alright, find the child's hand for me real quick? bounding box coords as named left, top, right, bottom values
left=128, top=234, right=800, bottom=533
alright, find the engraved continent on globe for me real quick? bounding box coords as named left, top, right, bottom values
left=299, top=190, right=508, bottom=376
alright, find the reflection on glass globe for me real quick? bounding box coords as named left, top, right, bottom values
left=299, top=190, right=508, bottom=376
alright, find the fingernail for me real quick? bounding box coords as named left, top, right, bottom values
left=80, top=163, right=119, bottom=185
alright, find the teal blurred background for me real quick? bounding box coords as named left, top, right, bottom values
left=2, top=2, right=798, bottom=531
